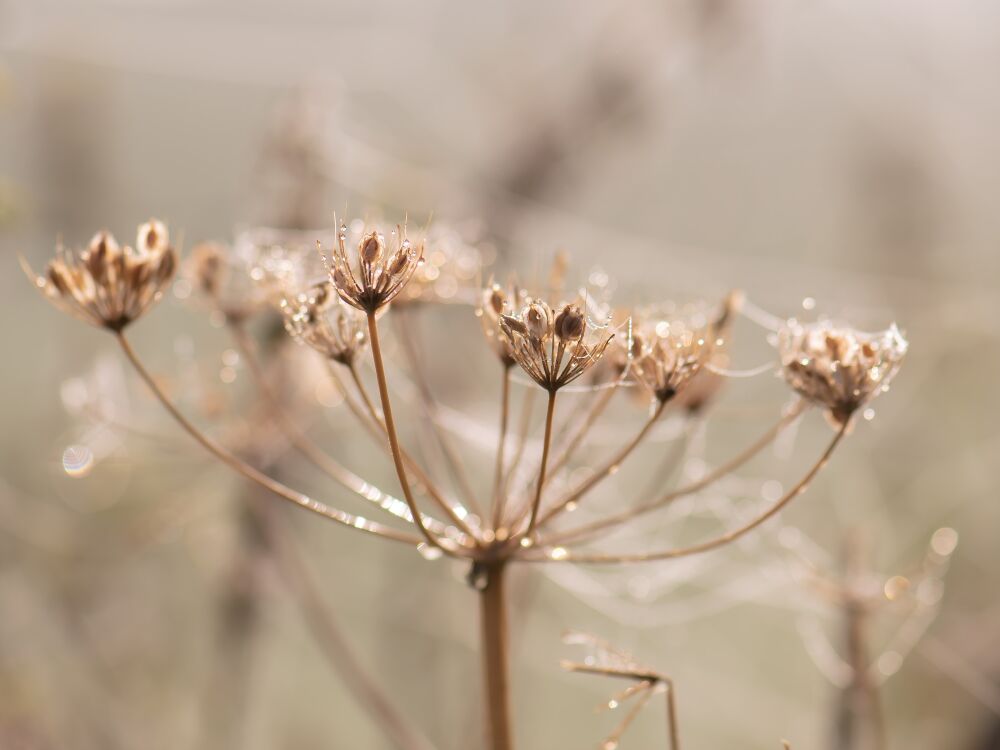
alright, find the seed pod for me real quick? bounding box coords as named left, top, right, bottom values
left=525, top=302, right=551, bottom=340
left=555, top=304, right=586, bottom=341
left=488, top=284, right=506, bottom=316
left=387, top=246, right=411, bottom=277
left=90, top=231, right=119, bottom=258
left=138, top=220, right=168, bottom=255
left=360, top=231, right=383, bottom=264
left=501, top=315, right=528, bottom=338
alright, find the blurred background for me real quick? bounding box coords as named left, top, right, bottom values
left=1, top=1, right=999, bottom=748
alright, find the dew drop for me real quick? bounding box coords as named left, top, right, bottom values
left=417, top=543, right=443, bottom=561
left=930, top=527, right=958, bottom=557
left=62, top=444, right=94, bottom=478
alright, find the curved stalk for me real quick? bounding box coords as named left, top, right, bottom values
left=525, top=391, right=557, bottom=538
left=543, top=385, right=618, bottom=485
left=228, top=323, right=455, bottom=539
left=347, top=359, right=479, bottom=541
left=115, top=331, right=424, bottom=547
left=394, top=309, right=483, bottom=517
left=540, top=404, right=806, bottom=547
left=527, top=419, right=847, bottom=564
left=502, top=387, right=537, bottom=493
left=536, top=399, right=667, bottom=529
left=364, top=312, right=454, bottom=553
left=263, top=499, right=437, bottom=750
left=491, top=365, right=513, bottom=531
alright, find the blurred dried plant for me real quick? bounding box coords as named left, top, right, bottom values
left=25, top=213, right=909, bottom=750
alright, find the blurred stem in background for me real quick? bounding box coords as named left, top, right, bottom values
left=832, top=533, right=886, bottom=750
left=200, top=321, right=434, bottom=750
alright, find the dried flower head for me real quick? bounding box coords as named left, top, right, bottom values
left=280, top=281, right=368, bottom=365
left=24, top=220, right=176, bottom=331
left=187, top=228, right=329, bottom=322
left=478, top=279, right=527, bottom=367
left=627, top=318, right=716, bottom=404
left=778, top=321, right=908, bottom=427
left=500, top=298, right=613, bottom=392
left=670, top=290, right=743, bottom=412
left=323, top=219, right=424, bottom=313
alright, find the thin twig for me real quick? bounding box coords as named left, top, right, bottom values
left=536, top=399, right=667, bottom=528
left=364, top=312, right=457, bottom=553
left=394, top=308, right=483, bottom=517
left=115, top=331, right=424, bottom=546
left=491, top=365, right=513, bottom=531
left=544, top=384, right=618, bottom=484
left=347, top=359, right=480, bottom=541
left=502, top=386, right=537, bottom=498
left=263, top=498, right=437, bottom=750
left=525, top=390, right=558, bottom=538
left=527, top=418, right=848, bottom=563
left=540, top=404, right=807, bottom=547
left=228, top=322, right=454, bottom=537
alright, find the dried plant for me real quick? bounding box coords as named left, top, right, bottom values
left=25, top=214, right=909, bottom=750
left=779, top=526, right=958, bottom=750
left=23, top=221, right=176, bottom=331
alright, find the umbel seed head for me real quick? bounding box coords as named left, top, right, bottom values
left=626, top=294, right=734, bottom=405
left=24, top=219, right=177, bottom=331
left=322, top=219, right=424, bottom=313
left=778, top=321, right=908, bottom=428
left=280, top=280, right=368, bottom=365
left=500, top=295, right=613, bottom=392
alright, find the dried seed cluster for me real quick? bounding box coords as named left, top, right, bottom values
left=27, top=220, right=176, bottom=331
left=626, top=291, right=742, bottom=405
left=280, top=281, right=368, bottom=365
left=627, top=318, right=717, bottom=404
left=778, top=321, right=908, bottom=426
left=324, top=222, right=424, bottom=313
left=499, top=298, right=613, bottom=392
left=478, top=280, right=527, bottom=367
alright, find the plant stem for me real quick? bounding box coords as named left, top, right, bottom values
left=525, top=390, right=557, bottom=538
left=665, top=680, right=680, bottom=750
left=346, top=357, right=479, bottom=541
left=395, top=309, right=483, bottom=517
left=541, top=404, right=807, bottom=547
left=491, top=366, right=512, bottom=530
left=537, top=399, right=666, bottom=528
left=115, top=332, right=421, bottom=545
left=365, top=312, right=449, bottom=553
left=526, top=418, right=847, bottom=563
left=479, top=561, right=514, bottom=750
